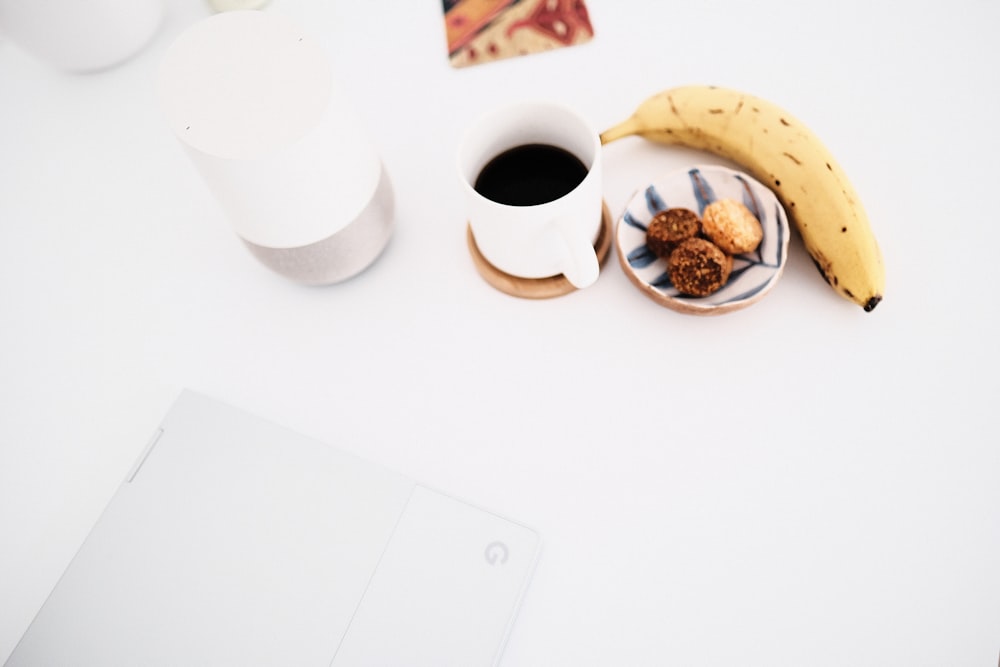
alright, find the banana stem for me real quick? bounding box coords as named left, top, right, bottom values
left=599, top=116, right=642, bottom=145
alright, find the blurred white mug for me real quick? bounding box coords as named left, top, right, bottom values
left=0, top=0, right=163, bottom=72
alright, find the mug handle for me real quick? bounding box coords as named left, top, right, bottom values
left=553, top=216, right=600, bottom=289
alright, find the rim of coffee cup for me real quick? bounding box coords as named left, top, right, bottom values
left=457, top=100, right=602, bottom=210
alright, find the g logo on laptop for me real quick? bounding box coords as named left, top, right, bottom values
left=484, top=541, right=509, bottom=566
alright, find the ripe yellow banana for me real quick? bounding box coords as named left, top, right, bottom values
left=601, top=85, right=885, bottom=312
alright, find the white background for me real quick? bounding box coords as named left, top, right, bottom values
left=2, top=1, right=998, bottom=665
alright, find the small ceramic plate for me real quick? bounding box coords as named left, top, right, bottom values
left=615, top=165, right=790, bottom=315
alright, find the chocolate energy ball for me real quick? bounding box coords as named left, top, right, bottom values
left=667, top=237, right=733, bottom=296
left=646, top=207, right=700, bottom=258
left=701, top=198, right=763, bottom=254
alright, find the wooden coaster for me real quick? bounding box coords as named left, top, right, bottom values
left=467, top=202, right=613, bottom=298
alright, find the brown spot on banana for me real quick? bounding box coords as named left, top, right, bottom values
left=783, top=153, right=802, bottom=165
left=810, top=255, right=834, bottom=287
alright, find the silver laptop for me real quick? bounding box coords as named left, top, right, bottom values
left=6, top=391, right=539, bottom=666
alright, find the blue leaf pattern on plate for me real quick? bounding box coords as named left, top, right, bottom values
left=688, top=168, right=717, bottom=215
left=644, top=185, right=667, bottom=215
left=735, top=174, right=762, bottom=221
left=723, top=275, right=773, bottom=303
left=768, top=202, right=785, bottom=265
left=627, top=244, right=658, bottom=269
left=650, top=272, right=673, bottom=289
left=727, top=263, right=754, bottom=282
left=622, top=210, right=647, bottom=232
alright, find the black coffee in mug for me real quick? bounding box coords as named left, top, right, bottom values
left=473, top=143, right=588, bottom=207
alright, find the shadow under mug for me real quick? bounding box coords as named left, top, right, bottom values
left=158, top=10, right=393, bottom=285
left=458, top=101, right=603, bottom=289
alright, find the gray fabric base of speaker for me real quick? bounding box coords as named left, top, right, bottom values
left=242, top=163, right=395, bottom=286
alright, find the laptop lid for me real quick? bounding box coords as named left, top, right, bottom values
left=6, top=391, right=539, bottom=666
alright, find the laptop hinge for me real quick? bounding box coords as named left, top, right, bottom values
left=126, top=427, right=164, bottom=483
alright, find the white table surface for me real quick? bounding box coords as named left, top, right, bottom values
left=2, top=1, right=998, bottom=665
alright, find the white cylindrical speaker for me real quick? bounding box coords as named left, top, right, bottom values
left=158, top=10, right=394, bottom=285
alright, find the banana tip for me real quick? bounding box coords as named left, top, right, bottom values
left=599, top=118, right=638, bottom=145
left=864, top=295, right=882, bottom=312
left=599, top=129, right=621, bottom=146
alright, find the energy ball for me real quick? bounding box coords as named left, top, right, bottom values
left=667, top=238, right=733, bottom=296
left=646, top=208, right=700, bottom=257
left=701, top=198, right=763, bottom=254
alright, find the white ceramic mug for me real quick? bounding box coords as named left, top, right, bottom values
left=0, top=0, right=163, bottom=72
left=158, top=11, right=393, bottom=285
left=458, top=102, right=603, bottom=289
